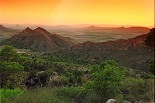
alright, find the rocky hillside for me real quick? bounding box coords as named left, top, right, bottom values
left=0, top=25, right=15, bottom=31
left=6, top=27, right=74, bottom=51
left=0, top=25, right=20, bottom=43
left=74, top=32, right=147, bottom=50
left=54, top=29, right=154, bottom=71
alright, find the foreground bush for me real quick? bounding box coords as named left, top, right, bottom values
left=122, top=78, right=154, bottom=102
left=90, top=60, right=125, bottom=102
left=0, top=88, right=23, bottom=103
left=58, top=87, right=86, bottom=103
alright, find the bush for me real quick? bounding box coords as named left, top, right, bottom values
left=58, top=87, right=86, bottom=103
left=149, top=61, right=155, bottom=75
left=50, top=75, right=69, bottom=87
left=82, top=90, right=100, bottom=103
left=0, top=88, right=23, bottom=103
left=140, top=72, right=154, bottom=79
left=91, top=60, right=125, bottom=102
left=122, top=78, right=154, bottom=102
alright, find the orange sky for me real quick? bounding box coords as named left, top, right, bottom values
left=0, top=0, right=154, bottom=27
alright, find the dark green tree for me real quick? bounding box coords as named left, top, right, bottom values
left=0, top=46, right=17, bottom=62
left=149, top=60, right=155, bottom=75
left=0, top=46, right=24, bottom=88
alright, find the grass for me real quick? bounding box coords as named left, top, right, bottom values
left=13, top=88, right=73, bottom=103
left=0, top=79, right=154, bottom=103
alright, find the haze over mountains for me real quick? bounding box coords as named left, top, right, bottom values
left=0, top=25, right=152, bottom=51
left=49, top=25, right=150, bottom=43
left=84, top=25, right=150, bottom=33
left=0, top=25, right=20, bottom=43
left=0, top=25, right=12, bottom=31
left=0, top=24, right=154, bottom=71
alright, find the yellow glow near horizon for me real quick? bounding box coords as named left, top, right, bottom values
left=0, top=0, right=154, bottom=27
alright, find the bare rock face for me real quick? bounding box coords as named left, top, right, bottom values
left=9, top=27, right=74, bottom=51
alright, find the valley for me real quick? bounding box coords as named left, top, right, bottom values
left=0, top=25, right=154, bottom=103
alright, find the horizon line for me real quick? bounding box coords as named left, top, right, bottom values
left=1, top=23, right=154, bottom=28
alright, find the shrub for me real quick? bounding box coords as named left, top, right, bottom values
left=0, top=88, right=23, bottom=103
left=149, top=60, right=155, bottom=75
left=91, top=60, right=125, bottom=102
left=58, top=87, right=86, bottom=103
left=50, top=75, right=69, bottom=87
left=82, top=90, right=100, bottom=103
left=122, top=78, right=154, bottom=102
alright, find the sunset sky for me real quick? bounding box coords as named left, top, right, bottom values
left=0, top=0, right=154, bottom=27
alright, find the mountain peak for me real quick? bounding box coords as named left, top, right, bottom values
left=9, top=27, right=74, bottom=51
left=22, top=27, right=33, bottom=33
left=34, top=27, right=50, bottom=35
left=87, top=25, right=95, bottom=28
left=0, top=25, right=6, bottom=29
left=0, top=25, right=13, bottom=31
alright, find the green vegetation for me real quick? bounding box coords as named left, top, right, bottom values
left=122, top=78, right=154, bottom=102
left=90, top=60, right=125, bottom=102
left=0, top=46, right=25, bottom=88
left=0, top=46, right=154, bottom=103
left=0, top=88, right=23, bottom=103
left=149, top=60, right=155, bottom=75
left=13, top=88, right=73, bottom=103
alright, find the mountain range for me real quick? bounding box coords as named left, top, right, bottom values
left=84, top=25, right=150, bottom=33
left=1, top=25, right=154, bottom=70
left=4, top=27, right=74, bottom=51
left=53, top=28, right=154, bottom=71
left=0, top=25, right=15, bottom=31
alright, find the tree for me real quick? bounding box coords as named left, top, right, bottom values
left=149, top=60, right=155, bottom=75
left=91, top=60, right=125, bottom=102
left=0, top=46, right=24, bottom=88
left=0, top=46, right=17, bottom=62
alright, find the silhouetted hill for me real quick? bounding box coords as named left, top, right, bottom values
left=113, top=26, right=150, bottom=33
left=6, top=27, right=74, bottom=51
left=84, top=26, right=150, bottom=33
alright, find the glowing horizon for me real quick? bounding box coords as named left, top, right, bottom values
left=0, top=0, right=154, bottom=27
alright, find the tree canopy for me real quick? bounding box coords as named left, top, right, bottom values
left=0, top=46, right=25, bottom=88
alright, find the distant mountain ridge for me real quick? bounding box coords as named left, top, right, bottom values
left=77, top=28, right=154, bottom=48
left=75, top=33, right=147, bottom=48
left=6, top=27, right=74, bottom=51
left=55, top=29, right=154, bottom=71
left=0, top=25, right=14, bottom=31
left=84, top=26, right=150, bottom=33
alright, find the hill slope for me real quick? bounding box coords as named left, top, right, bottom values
left=54, top=29, right=154, bottom=71
left=6, top=27, right=74, bottom=51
